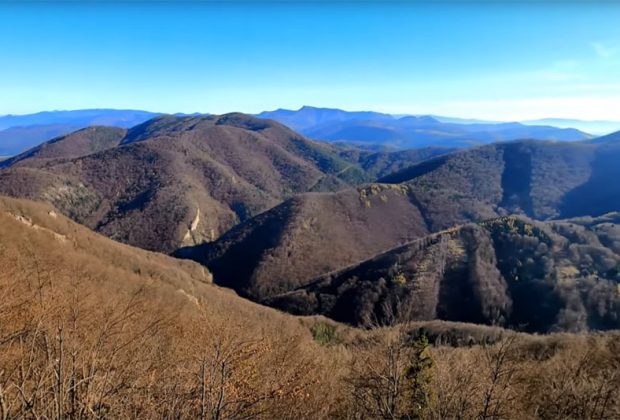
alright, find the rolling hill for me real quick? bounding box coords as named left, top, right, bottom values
left=589, top=129, right=620, bottom=144
left=4, top=114, right=620, bottom=336
left=2, top=198, right=618, bottom=418
left=335, top=145, right=455, bottom=179
left=179, top=139, right=620, bottom=322
left=0, top=114, right=372, bottom=253
left=1, top=120, right=620, bottom=416
left=0, top=126, right=127, bottom=168
left=380, top=140, right=620, bottom=225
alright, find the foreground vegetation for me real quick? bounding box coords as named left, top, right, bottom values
left=2, top=272, right=618, bottom=419
left=1, top=197, right=619, bottom=418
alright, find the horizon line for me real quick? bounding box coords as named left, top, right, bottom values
left=2, top=106, right=620, bottom=124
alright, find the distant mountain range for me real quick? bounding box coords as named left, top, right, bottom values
left=3, top=107, right=619, bottom=156
left=433, top=117, right=620, bottom=135
left=0, top=109, right=160, bottom=131
left=257, top=106, right=394, bottom=132
left=258, top=106, right=594, bottom=148
left=522, top=118, right=620, bottom=136
left=0, top=109, right=160, bottom=156
left=0, top=124, right=83, bottom=157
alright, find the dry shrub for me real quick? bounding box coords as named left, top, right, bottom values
left=430, top=335, right=522, bottom=419
left=345, top=328, right=434, bottom=420
left=429, top=333, right=620, bottom=420
left=522, top=335, right=619, bottom=419
left=0, top=258, right=342, bottom=419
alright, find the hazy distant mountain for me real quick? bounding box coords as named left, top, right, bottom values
left=0, top=109, right=159, bottom=131
left=1, top=107, right=600, bottom=156
left=258, top=106, right=592, bottom=148
left=523, top=118, right=620, bottom=136
left=430, top=115, right=500, bottom=124
left=257, top=105, right=394, bottom=132
left=589, top=130, right=620, bottom=144
left=0, top=109, right=159, bottom=156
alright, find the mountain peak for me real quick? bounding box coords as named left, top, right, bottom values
left=398, top=115, right=441, bottom=124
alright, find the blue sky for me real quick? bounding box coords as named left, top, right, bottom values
left=1, top=1, right=620, bottom=120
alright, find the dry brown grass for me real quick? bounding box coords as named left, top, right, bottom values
left=430, top=332, right=620, bottom=419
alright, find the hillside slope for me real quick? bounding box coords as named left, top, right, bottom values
left=590, top=129, right=620, bottom=144
left=2, top=196, right=619, bottom=418
left=177, top=185, right=429, bottom=299
left=380, top=140, right=620, bottom=226
left=180, top=140, right=620, bottom=321
left=336, top=146, right=454, bottom=179
left=0, top=196, right=211, bottom=287
left=268, top=215, right=620, bottom=332
left=0, top=195, right=338, bottom=418
left=0, top=126, right=126, bottom=168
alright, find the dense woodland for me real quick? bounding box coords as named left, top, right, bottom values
left=268, top=215, right=620, bottom=332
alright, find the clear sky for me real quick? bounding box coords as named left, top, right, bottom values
left=2, top=1, right=620, bottom=120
